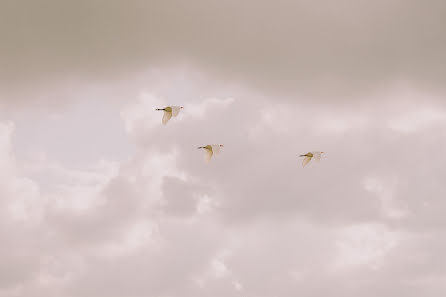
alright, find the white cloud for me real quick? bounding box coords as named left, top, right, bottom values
left=388, top=108, right=446, bottom=133
left=0, top=71, right=445, bottom=297
left=333, top=223, right=401, bottom=270
left=121, top=92, right=166, bottom=133
left=362, top=175, right=409, bottom=219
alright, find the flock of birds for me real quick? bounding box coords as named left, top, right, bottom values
left=156, top=106, right=324, bottom=167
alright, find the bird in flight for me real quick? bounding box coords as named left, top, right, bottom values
left=198, top=144, right=224, bottom=163
left=156, top=106, right=183, bottom=125
left=299, top=151, right=324, bottom=167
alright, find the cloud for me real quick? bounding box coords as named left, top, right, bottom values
left=1, top=0, right=446, bottom=104
left=0, top=2, right=445, bottom=294
left=0, top=73, right=446, bottom=297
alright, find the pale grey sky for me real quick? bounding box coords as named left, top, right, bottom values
left=0, top=1, right=445, bottom=297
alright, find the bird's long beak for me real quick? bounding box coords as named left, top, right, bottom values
left=180, top=106, right=184, bottom=109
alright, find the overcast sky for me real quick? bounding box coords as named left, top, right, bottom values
left=0, top=1, right=446, bottom=296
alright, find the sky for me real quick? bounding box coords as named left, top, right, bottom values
left=0, top=1, right=446, bottom=296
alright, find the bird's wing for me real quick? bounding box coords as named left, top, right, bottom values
left=204, top=148, right=213, bottom=162
left=162, top=110, right=172, bottom=125
left=312, top=151, right=322, bottom=162
left=302, top=156, right=312, bottom=167
left=211, top=144, right=221, bottom=154
left=171, top=106, right=181, bottom=117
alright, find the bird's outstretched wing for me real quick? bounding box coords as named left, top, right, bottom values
left=312, top=151, right=322, bottom=162
left=211, top=144, right=221, bottom=154
left=171, top=106, right=182, bottom=117
left=204, top=148, right=213, bottom=163
left=162, top=110, right=172, bottom=125
left=302, top=156, right=312, bottom=167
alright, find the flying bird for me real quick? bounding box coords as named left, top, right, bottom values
left=299, top=151, right=324, bottom=167
left=156, top=106, right=183, bottom=125
left=198, top=144, right=224, bottom=163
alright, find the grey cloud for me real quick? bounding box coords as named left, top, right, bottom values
left=1, top=0, right=446, bottom=103
left=160, top=176, right=203, bottom=217
left=0, top=222, right=41, bottom=289
left=65, top=218, right=225, bottom=297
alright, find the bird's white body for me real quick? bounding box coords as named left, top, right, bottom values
left=160, top=106, right=183, bottom=125
left=200, top=144, right=223, bottom=163
left=301, top=151, right=323, bottom=167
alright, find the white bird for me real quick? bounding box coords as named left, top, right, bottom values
left=198, top=144, right=224, bottom=163
left=299, top=151, right=324, bottom=167
left=156, top=106, right=183, bottom=125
